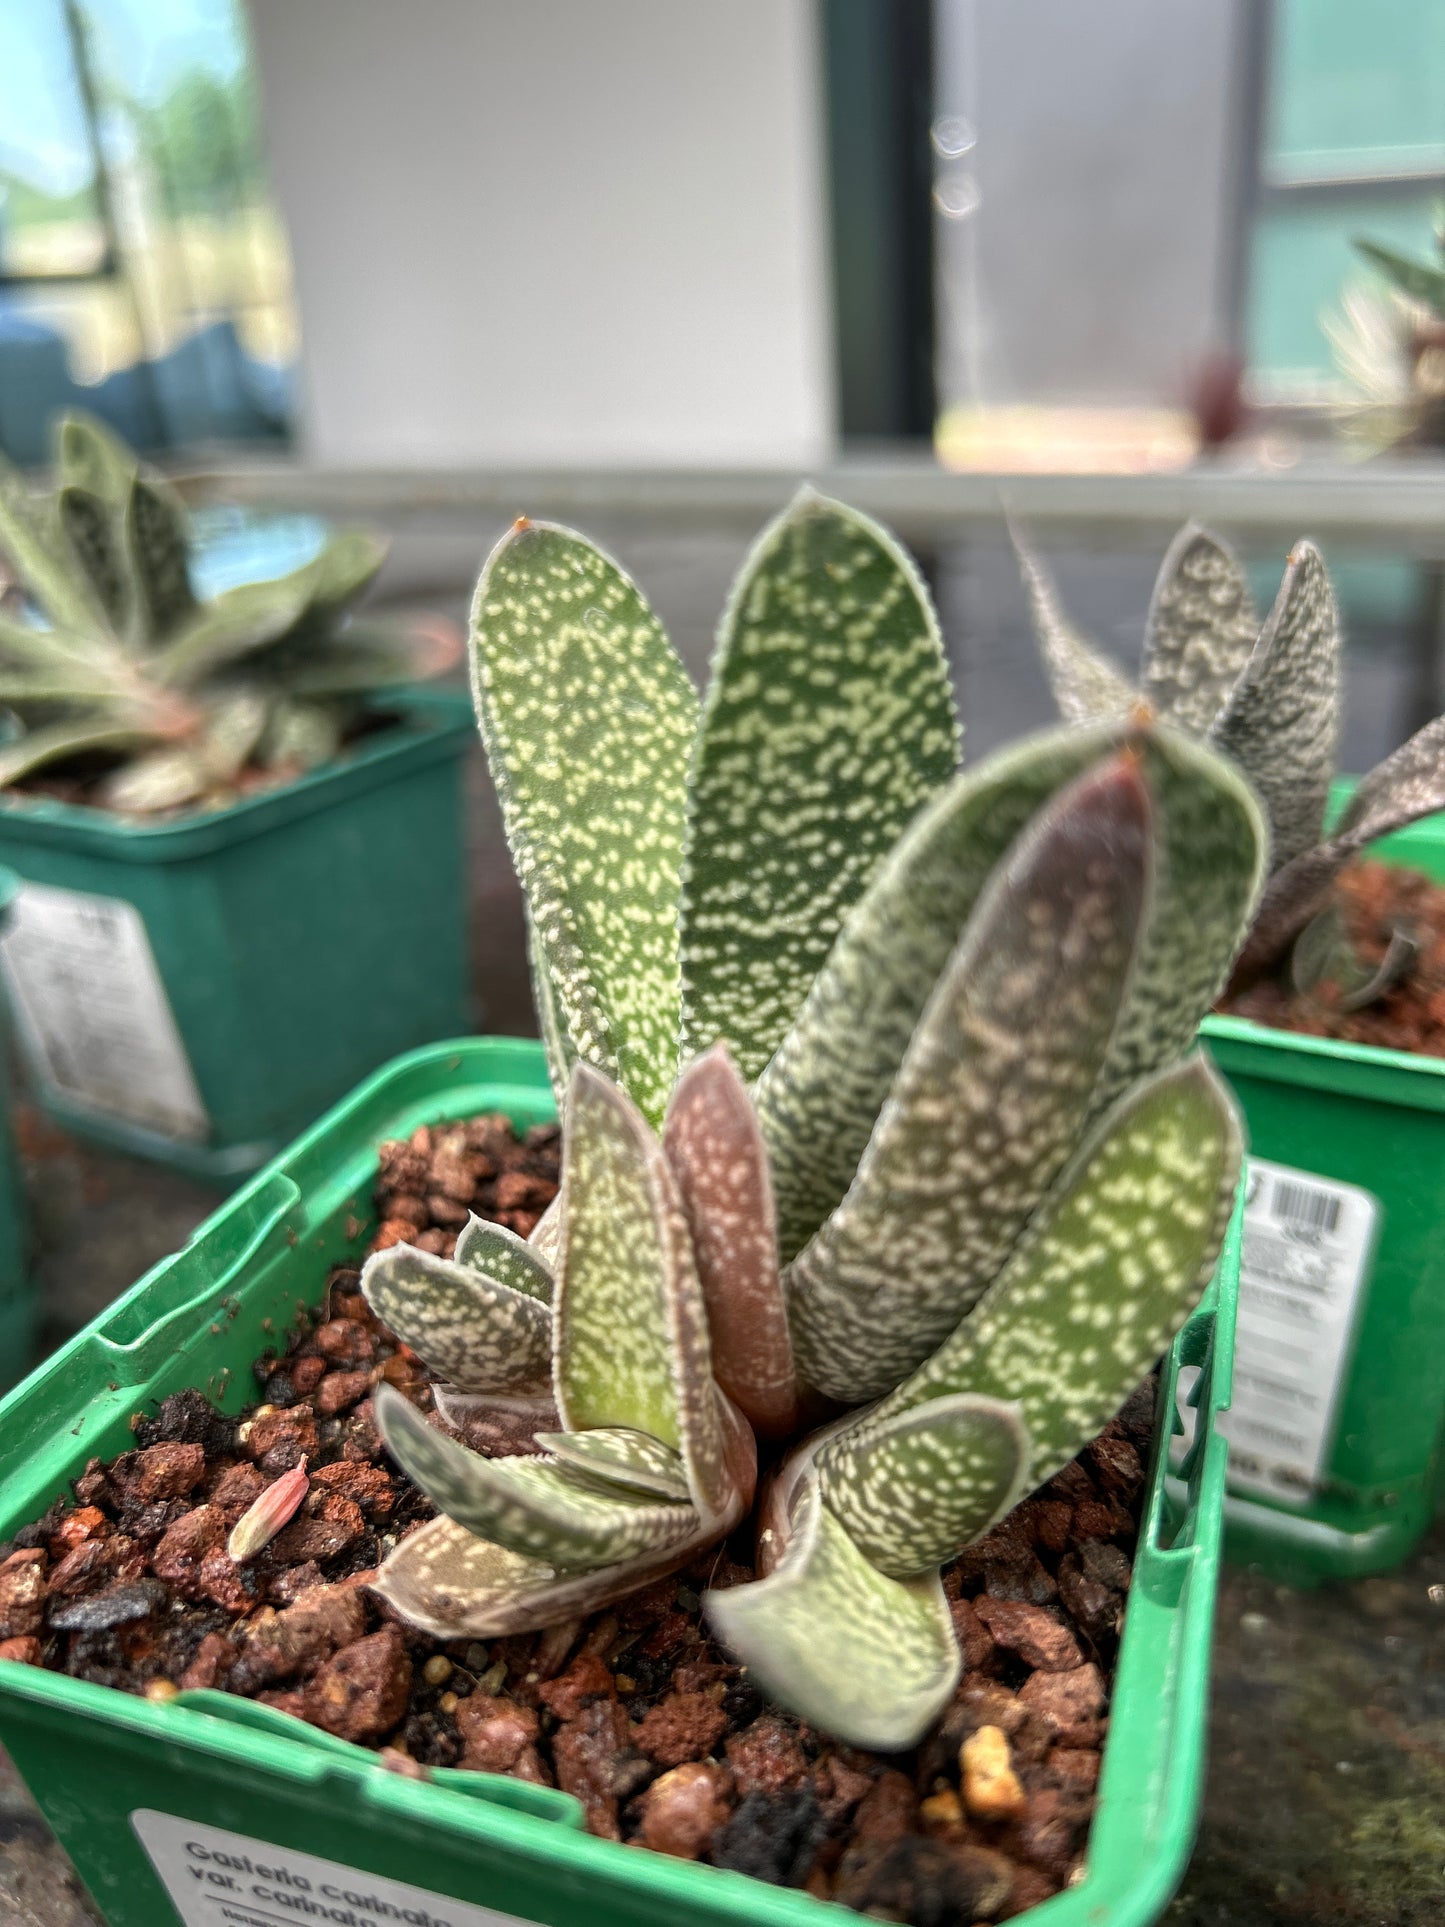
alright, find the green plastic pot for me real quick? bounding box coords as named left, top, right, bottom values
left=1201, top=798, right=1445, bottom=1586
left=0, top=691, right=472, bottom=1184
left=0, top=865, right=32, bottom=1391
left=0, top=1036, right=1239, bottom=1927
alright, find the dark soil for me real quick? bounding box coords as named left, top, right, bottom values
left=1225, top=861, right=1445, bottom=1056
left=0, top=1114, right=1154, bottom=1925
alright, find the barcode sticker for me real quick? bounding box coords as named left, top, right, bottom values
left=1222, top=1157, right=1379, bottom=1506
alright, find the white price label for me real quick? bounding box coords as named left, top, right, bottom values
left=0, top=882, right=207, bottom=1140
left=1223, top=1157, right=1378, bottom=1506
left=131, top=1811, right=544, bottom=1927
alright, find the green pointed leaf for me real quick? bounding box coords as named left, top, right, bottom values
left=755, top=721, right=1121, bottom=1264
left=1140, top=522, right=1259, bottom=736
left=454, top=1213, right=554, bottom=1303
left=1211, top=541, right=1339, bottom=869
left=0, top=716, right=163, bottom=791
left=1354, top=236, right=1445, bottom=315
left=57, top=415, right=146, bottom=641
left=374, top=1383, right=695, bottom=1570
left=256, top=697, right=344, bottom=772
left=277, top=615, right=462, bottom=696
left=471, top=520, right=697, bottom=1127
left=1230, top=841, right=1350, bottom=989
left=705, top=1484, right=959, bottom=1752
left=0, top=452, right=107, bottom=636
left=99, top=743, right=210, bottom=814
left=1336, top=713, right=1445, bottom=851
left=871, top=1056, right=1241, bottom=1491
left=127, top=475, right=196, bottom=637
left=663, top=1044, right=798, bottom=1436
left=786, top=754, right=1152, bottom=1402
left=1235, top=713, right=1445, bottom=986
left=361, top=1243, right=552, bottom=1392
left=199, top=688, right=271, bottom=784
left=526, top=903, right=578, bottom=1109
left=535, top=1427, right=691, bottom=1502
left=1088, top=728, right=1266, bottom=1114
left=680, top=490, right=958, bottom=1079
left=555, top=1065, right=727, bottom=1518
left=818, top=1394, right=1029, bottom=1578
left=150, top=575, right=317, bottom=689
left=304, top=527, right=388, bottom=617
left=371, top=1511, right=708, bottom=1640
left=0, top=612, right=124, bottom=683
left=1013, top=524, right=1133, bottom=723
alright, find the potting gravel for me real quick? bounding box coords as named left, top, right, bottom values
left=0, top=1112, right=1154, bottom=1926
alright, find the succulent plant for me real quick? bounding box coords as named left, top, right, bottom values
left=1320, top=222, right=1445, bottom=453
left=364, top=493, right=1264, bottom=1749
left=1018, top=522, right=1445, bottom=1000
left=0, top=412, right=457, bottom=812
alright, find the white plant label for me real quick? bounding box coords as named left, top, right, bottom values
left=131, top=1811, right=545, bottom=1927
left=1223, top=1156, right=1378, bottom=1506
left=0, top=882, right=207, bottom=1140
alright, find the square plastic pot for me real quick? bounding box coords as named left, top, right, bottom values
left=0, top=865, right=31, bottom=1392
left=1201, top=802, right=1445, bottom=1586
left=0, top=1035, right=1239, bottom=1927
left=0, top=691, right=472, bottom=1184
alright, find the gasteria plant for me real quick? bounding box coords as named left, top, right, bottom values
left=0, top=412, right=457, bottom=812
left=364, top=493, right=1265, bottom=1749
left=1018, top=522, right=1445, bottom=1001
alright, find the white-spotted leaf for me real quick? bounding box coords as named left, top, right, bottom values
left=705, top=1484, right=960, bottom=1752
left=680, top=490, right=958, bottom=1078
left=471, top=521, right=698, bottom=1126
left=454, top=1213, right=554, bottom=1304
left=1140, top=521, right=1259, bottom=736
left=360, top=1244, right=552, bottom=1393
left=785, top=753, right=1153, bottom=1402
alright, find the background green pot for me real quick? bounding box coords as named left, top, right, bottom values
left=0, top=691, right=472, bottom=1184
left=0, top=864, right=32, bottom=1392
left=1201, top=800, right=1445, bottom=1586
left=0, top=1035, right=1238, bottom=1927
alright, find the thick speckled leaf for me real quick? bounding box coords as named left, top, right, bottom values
left=99, top=744, right=210, bottom=813
left=819, top=1394, right=1029, bottom=1578
left=57, top=415, right=141, bottom=639
left=126, top=475, right=196, bottom=638
left=0, top=716, right=161, bottom=790
left=0, top=452, right=107, bottom=636
left=663, top=1045, right=798, bottom=1436
left=303, top=527, right=388, bottom=618
left=373, top=1385, right=695, bottom=1570
left=471, top=520, right=698, bottom=1127
left=1140, top=522, right=1259, bottom=736
left=526, top=904, right=576, bottom=1108
left=679, top=491, right=958, bottom=1078
left=870, top=1056, right=1241, bottom=1491
left=1336, top=713, right=1445, bottom=850
left=1235, top=713, right=1445, bottom=985
left=554, top=1065, right=727, bottom=1518
left=755, top=722, right=1123, bottom=1264
left=454, top=1213, right=554, bottom=1304
left=1354, top=237, right=1445, bottom=315
left=150, top=575, right=317, bottom=688
left=535, top=1427, right=691, bottom=1502
left=360, top=1244, right=552, bottom=1393
left=1230, top=841, right=1350, bottom=988
left=1013, top=526, right=1133, bottom=723
left=705, top=1484, right=959, bottom=1751
left=278, top=617, right=462, bottom=696
left=785, top=755, right=1152, bottom=1402
left=256, top=698, right=344, bottom=773
left=1088, top=729, right=1266, bottom=1114
left=371, top=1511, right=711, bottom=1639
left=1211, top=542, right=1339, bottom=869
